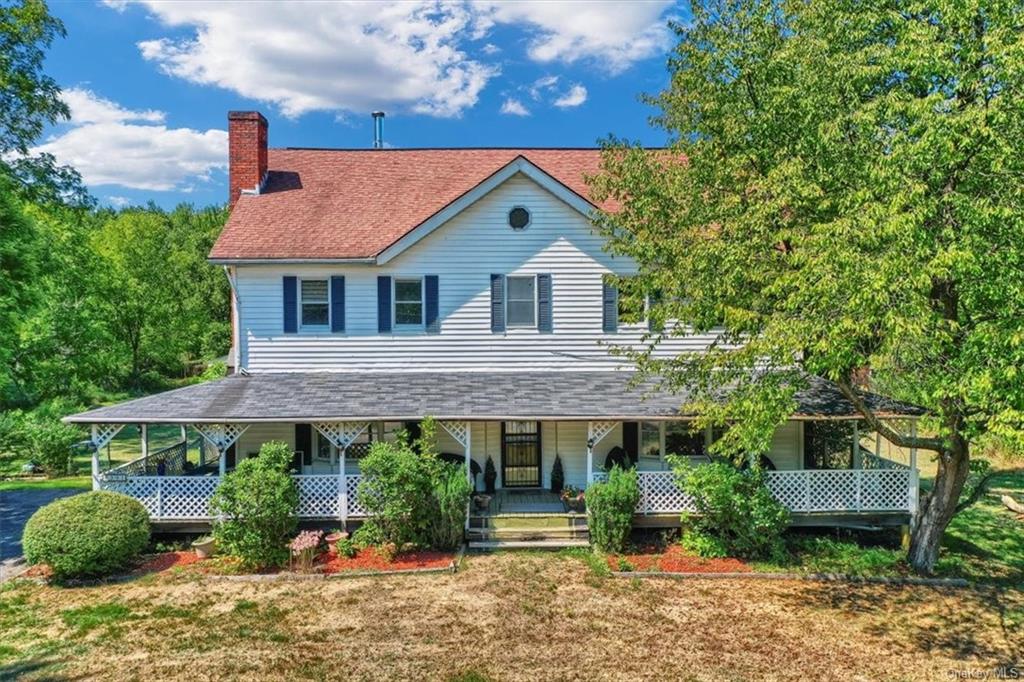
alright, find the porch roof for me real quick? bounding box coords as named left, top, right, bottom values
left=63, top=371, right=925, bottom=424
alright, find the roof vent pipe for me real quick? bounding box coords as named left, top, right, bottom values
left=372, top=111, right=385, bottom=149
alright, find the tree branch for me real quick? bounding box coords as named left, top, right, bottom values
left=834, top=378, right=945, bottom=452
left=954, top=469, right=998, bottom=515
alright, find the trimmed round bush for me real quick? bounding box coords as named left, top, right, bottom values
left=22, top=491, right=151, bottom=579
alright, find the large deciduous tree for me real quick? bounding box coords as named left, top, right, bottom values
left=591, top=0, right=1024, bottom=572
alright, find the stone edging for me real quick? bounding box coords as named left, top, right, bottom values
left=610, top=571, right=970, bottom=587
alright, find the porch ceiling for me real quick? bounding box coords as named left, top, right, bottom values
left=63, top=371, right=926, bottom=424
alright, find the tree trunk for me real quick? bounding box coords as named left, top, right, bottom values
left=908, top=437, right=971, bottom=573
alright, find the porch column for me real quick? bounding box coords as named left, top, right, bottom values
left=439, top=421, right=472, bottom=531
left=191, top=423, right=250, bottom=478
left=179, top=424, right=187, bottom=442
left=339, top=446, right=347, bottom=528
left=140, top=424, right=149, bottom=462
left=218, top=446, right=226, bottom=476
left=909, top=419, right=920, bottom=520
left=90, top=425, right=101, bottom=490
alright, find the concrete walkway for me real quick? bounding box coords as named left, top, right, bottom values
left=1, top=487, right=84, bottom=579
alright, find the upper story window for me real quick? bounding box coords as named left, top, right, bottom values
left=300, top=279, right=329, bottom=329
left=506, top=275, right=536, bottom=328
left=508, top=206, right=531, bottom=230
left=394, top=277, right=424, bottom=328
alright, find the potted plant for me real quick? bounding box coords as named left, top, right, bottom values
left=550, top=455, right=564, bottom=493
left=192, top=535, right=216, bottom=559
left=325, top=529, right=348, bottom=554
left=484, top=456, right=497, bottom=494
left=473, top=493, right=492, bottom=511
left=560, top=485, right=585, bottom=512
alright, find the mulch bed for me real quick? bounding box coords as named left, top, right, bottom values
left=611, top=544, right=752, bottom=573
left=132, top=551, right=201, bottom=576
left=319, top=547, right=454, bottom=574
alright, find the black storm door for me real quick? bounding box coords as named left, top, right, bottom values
left=501, top=421, right=541, bottom=487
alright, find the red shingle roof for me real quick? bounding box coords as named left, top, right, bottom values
left=209, top=148, right=616, bottom=261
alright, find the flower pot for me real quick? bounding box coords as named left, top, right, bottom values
left=473, top=494, right=492, bottom=511
left=564, top=497, right=585, bottom=513
left=325, top=531, right=348, bottom=555
left=192, top=537, right=215, bottom=559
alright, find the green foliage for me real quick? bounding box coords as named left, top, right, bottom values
left=590, top=0, right=1024, bottom=571
left=483, top=455, right=496, bottom=494
left=675, top=461, right=789, bottom=560
left=550, top=454, right=564, bottom=494
left=336, top=537, right=358, bottom=559
left=22, top=491, right=150, bottom=579
left=211, top=441, right=299, bottom=569
left=680, top=530, right=729, bottom=559
left=427, top=462, right=473, bottom=551
left=357, top=417, right=472, bottom=550
left=15, top=398, right=85, bottom=475
left=586, top=465, right=640, bottom=553
left=0, top=173, right=39, bottom=395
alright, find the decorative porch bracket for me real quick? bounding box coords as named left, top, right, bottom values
left=311, top=421, right=370, bottom=450
left=90, top=423, right=126, bottom=451
left=192, top=423, right=250, bottom=452
left=586, top=420, right=618, bottom=486
left=89, top=424, right=126, bottom=490
left=191, top=423, right=250, bottom=476
left=312, top=421, right=370, bottom=527
left=439, top=421, right=470, bottom=450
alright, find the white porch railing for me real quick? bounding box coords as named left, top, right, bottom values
left=98, top=474, right=367, bottom=521
left=590, top=462, right=915, bottom=515
left=105, top=440, right=192, bottom=477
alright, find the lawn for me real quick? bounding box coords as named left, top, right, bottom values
left=1, top=552, right=1021, bottom=681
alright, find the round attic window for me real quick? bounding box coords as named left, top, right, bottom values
left=508, top=206, right=531, bottom=230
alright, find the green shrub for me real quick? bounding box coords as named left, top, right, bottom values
left=674, top=460, right=790, bottom=559
left=427, top=462, right=473, bottom=550
left=211, top=440, right=299, bottom=569
left=17, top=399, right=86, bottom=475
left=586, top=465, right=640, bottom=553
left=680, top=529, right=729, bottom=558
left=357, top=417, right=471, bottom=550
left=22, top=491, right=150, bottom=579
left=550, top=455, right=564, bottom=494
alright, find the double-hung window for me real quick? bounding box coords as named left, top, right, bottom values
left=506, top=275, right=537, bottom=328
left=300, top=279, right=330, bottom=329
left=394, top=278, right=424, bottom=328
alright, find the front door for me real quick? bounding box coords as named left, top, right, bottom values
left=501, top=421, right=541, bottom=487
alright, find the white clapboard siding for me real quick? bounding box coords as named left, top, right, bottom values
left=235, top=173, right=719, bottom=372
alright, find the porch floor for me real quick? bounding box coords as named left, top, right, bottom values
left=480, top=489, right=565, bottom=515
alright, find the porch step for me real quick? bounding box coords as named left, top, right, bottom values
left=469, top=513, right=587, bottom=530
left=468, top=539, right=591, bottom=551
left=467, top=526, right=589, bottom=542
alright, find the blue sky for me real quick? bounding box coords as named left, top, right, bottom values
left=37, top=1, right=687, bottom=209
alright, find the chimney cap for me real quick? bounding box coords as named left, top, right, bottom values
left=228, top=110, right=268, bottom=123
left=371, top=111, right=385, bottom=118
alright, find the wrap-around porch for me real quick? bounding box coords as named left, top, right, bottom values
left=87, top=417, right=919, bottom=526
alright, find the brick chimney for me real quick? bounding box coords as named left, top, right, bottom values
left=227, top=111, right=268, bottom=209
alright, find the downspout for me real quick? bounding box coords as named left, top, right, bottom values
left=223, top=266, right=242, bottom=374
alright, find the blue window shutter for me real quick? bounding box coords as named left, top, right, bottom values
left=537, top=274, right=553, bottom=333
left=490, top=274, right=505, bottom=332
left=283, top=276, right=297, bottom=333
left=425, top=275, right=440, bottom=334
left=602, top=279, right=618, bottom=332
left=377, top=276, right=392, bottom=333
left=330, top=276, right=345, bottom=333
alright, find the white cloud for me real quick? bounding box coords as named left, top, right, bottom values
left=108, top=1, right=673, bottom=121
left=553, top=84, right=588, bottom=109
left=130, top=1, right=496, bottom=119
left=473, top=0, right=675, bottom=74
left=500, top=98, right=530, bottom=116
left=528, top=75, right=559, bottom=100
left=106, top=195, right=131, bottom=208
left=31, top=88, right=227, bottom=192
